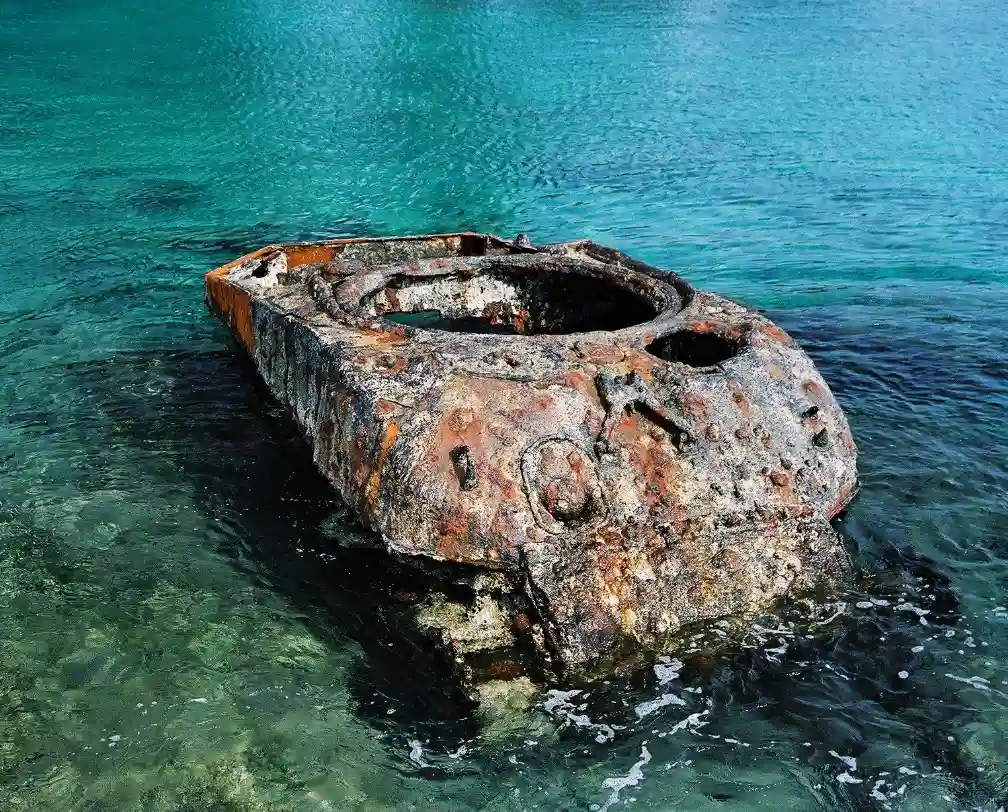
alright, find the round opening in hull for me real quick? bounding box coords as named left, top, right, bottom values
left=646, top=329, right=743, bottom=367
left=363, top=260, right=666, bottom=335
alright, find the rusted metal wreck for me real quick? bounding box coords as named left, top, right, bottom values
left=205, top=232, right=857, bottom=686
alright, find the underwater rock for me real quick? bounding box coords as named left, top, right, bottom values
left=205, top=232, right=858, bottom=684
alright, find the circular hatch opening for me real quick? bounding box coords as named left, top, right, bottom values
left=365, top=260, right=665, bottom=335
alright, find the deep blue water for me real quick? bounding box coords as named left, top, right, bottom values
left=1, top=0, right=1006, bottom=809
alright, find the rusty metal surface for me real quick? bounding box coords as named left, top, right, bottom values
left=205, top=233, right=858, bottom=679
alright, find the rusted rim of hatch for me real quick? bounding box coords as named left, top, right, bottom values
left=340, top=254, right=686, bottom=338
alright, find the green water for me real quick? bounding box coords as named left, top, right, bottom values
left=1, top=0, right=1006, bottom=808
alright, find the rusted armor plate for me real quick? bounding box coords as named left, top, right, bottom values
left=205, top=233, right=857, bottom=676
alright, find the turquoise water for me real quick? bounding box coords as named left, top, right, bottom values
left=1, top=0, right=1006, bottom=808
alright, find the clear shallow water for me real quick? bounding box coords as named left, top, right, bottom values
left=1, top=0, right=1006, bottom=808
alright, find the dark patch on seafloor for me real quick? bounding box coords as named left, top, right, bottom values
left=162, top=218, right=381, bottom=260
left=119, top=179, right=204, bottom=214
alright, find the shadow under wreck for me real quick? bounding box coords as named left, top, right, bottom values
left=204, top=232, right=859, bottom=694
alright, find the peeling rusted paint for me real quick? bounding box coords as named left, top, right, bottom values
left=366, top=421, right=400, bottom=505
left=756, top=321, right=794, bottom=346
left=205, top=267, right=254, bottom=353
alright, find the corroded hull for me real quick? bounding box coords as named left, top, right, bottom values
left=206, top=233, right=857, bottom=677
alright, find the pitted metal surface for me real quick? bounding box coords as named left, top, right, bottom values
left=206, top=232, right=858, bottom=679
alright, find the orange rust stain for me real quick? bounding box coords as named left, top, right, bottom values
left=205, top=232, right=480, bottom=276
left=827, top=481, right=855, bottom=518
left=728, top=381, right=752, bottom=416
left=205, top=268, right=254, bottom=353
left=283, top=244, right=339, bottom=268
left=422, top=413, right=489, bottom=491
left=535, top=393, right=557, bottom=411
left=381, top=287, right=402, bottom=313
left=420, top=381, right=538, bottom=553
left=438, top=512, right=468, bottom=536
left=435, top=511, right=473, bottom=559
left=567, top=448, right=589, bottom=476
left=697, top=578, right=720, bottom=602
left=448, top=408, right=476, bottom=433
left=802, top=379, right=827, bottom=401
left=582, top=345, right=627, bottom=366
left=512, top=309, right=529, bottom=333
left=479, top=300, right=530, bottom=333
left=625, top=362, right=655, bottom=382
left=768, top=469, right=791, bottom=488
left=757, top=322, right=792, bottom=344
left=366, top=421, right=400, bottom=505
left=485, top=464, right=519, bottom=500
left=610, top=413, right=683, bottom=507
left=358, top=325, right=410, bottom=347
left=559, top=369, right=596, bottom=395
left=477, top=659, right=525, bottom=680
left=689, top=320, right=747, bottom=341
left=680, top=391, right=710, bottom=421
left=489, top=510, right=523, bottom=556
left=804, top=415, right=825, bottom=435
left=481, top=301, right=504, bottom=326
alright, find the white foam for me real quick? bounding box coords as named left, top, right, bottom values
left=634, top=693, right=685, bottom=720
left=829, top=750, right=857, bottom=771
left=946, top=673, right=991, bottom=690
left=543, top=689, right=617, bottom=743
left=407, top=739, right=427, bottom=767
left=594, top=743, right=652, bottom=812
left=654, top=658, right=683, bottom=685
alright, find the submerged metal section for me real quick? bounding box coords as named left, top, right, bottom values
left=205, top=232, right=858, bottom=682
